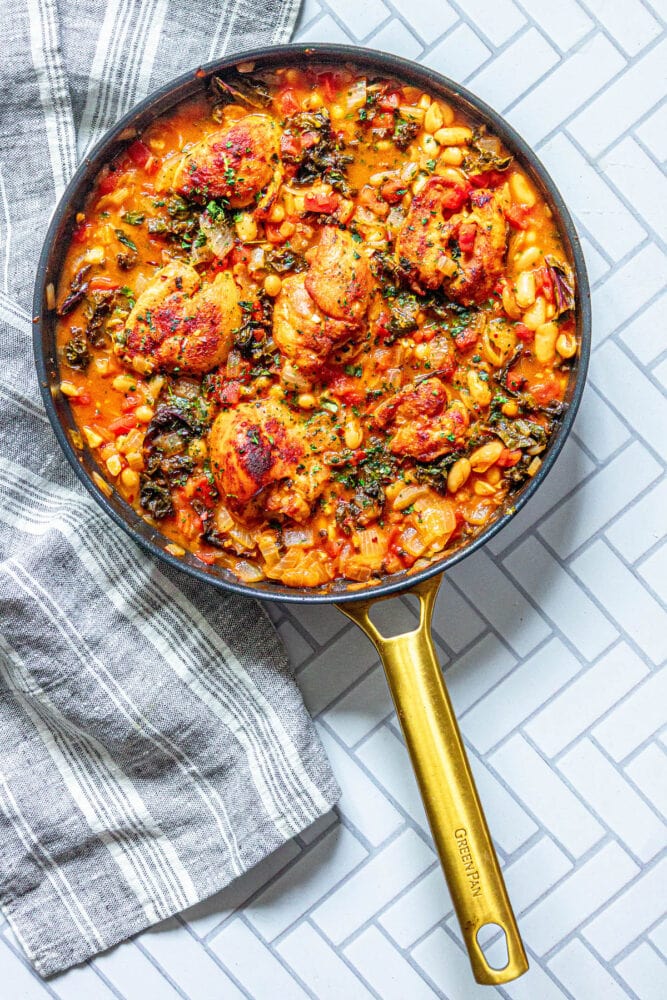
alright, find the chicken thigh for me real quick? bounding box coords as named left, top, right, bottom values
left=119, top=261, right=240, bottom=374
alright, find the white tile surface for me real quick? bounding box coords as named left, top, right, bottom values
left=468, top=28, right=559, bottom=110
left=590, top=244, right=667, bottom=343
left=460, top=638, right=583, bottom=754
left=571, top=539, right=667, bottom=664
left=278, top=922, right=376, bottom=1000
left=569, top=36, right=667, bottom=156
left=537, top=439, right=661, bottom=557
left=547, top=939, right=630, bottom=1000
left=558, top=739, right=666, bottom=862
left=503, top=537, right=618, bottom=660
left=345, top=925, right=440, bottom=1000
left=244, top=824, right=367, bottom=941
left=583, top=856, right=667, bottom=960
left=210, top=919, right=311, bottom=1000
left=508, top=34, right=626, bottom=145
left=524, top=641, right=648, bottom=757
left=19, top=5, right=667, bottom=1000
left=312, top=829, right=434, bottom=945
left=520, top=842, right=639, bottom=955
left=490, top=735, right=605, bottom=856
left=593, top=667, right=667, bottom=761
left=423, top=23, right=492, bottom=81
left=538, top=132, right=646, bottom=261
left=616, top=942, right=667, bottom=1000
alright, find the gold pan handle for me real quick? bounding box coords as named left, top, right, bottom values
left=338, top=573, right=528, bottom=986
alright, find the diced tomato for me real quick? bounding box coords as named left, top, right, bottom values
left=189, top=474, right=217, bottom=508
left=88, top=276, right=120, bottom=291
left=195, top=548, right=219, bottom=565
left=72, top=222, right=91, bottom=244
left=126, top=140, right=151, bottom=168
left=277, top=87, right=300, bottom=116
left=325, top=537, right=345, bottom=559
left=497, top=448, right=522, bottom=468
left=301, top=131, right=320, bottom=150
left=372, top=111, right=395, bottom=131
left=380, top=177, right=407, bottom=204
left=318, top=71, right=345, bottom=103
left=536, top=265, right=554, bottom=302
left=387, top=525, right=403, bottom=555
left=265, top=220, right=296, bottom=244
left=531, top=377, right=560, bottom=405
left=108, top=414, right=138, bottom=435
left=453, top=508, right=466, bottom=530
left=514, top=323, right=534, bottom=342
left=217, top=380, right=241, bottom=406
left=172, top=488, right=204, bottom=539
left=230, top=245, right=251, bottom=266
left=506, top=370, right=526, bottom=392
left=280, top=132, right=301, bottom=159
left=358, top=186, right=388, bottom=217
left=458, top=223, right=477, bottom=254
left=469, top=169, right=506, bottom=189
left=505, top=203, right=532, bottom=230
left=453, top=327, right=478, bottom=352
left=327, top=374, right=365, bottom=406
left=304, top=191, right=340, bottom=214
left=440, top=176, right=471, bottom=213
left=98, top=171, right=119, bottom=195
left=378, top=90, right=400, bottom=111
left=69, top=391, right=91, bottom=406
left=120, top=394, right=139, bottom=413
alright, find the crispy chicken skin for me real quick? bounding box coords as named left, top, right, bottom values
left=172, top=115, right=280, bottom=207
left=273, top=227, right=373, bottom=374
left=373, top=377, right=469, bottom=461
left=120, top=262, right=241, bottom=374
left=396, top=178, right=509, bottom=305
left=305, top=227, right=373, bottom=323
left=209, top=402, right=337, bottom=520
left=272, top=275, right=352, bottom=375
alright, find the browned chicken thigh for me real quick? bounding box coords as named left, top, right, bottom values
left=273, top=226, right=373, bottom=375
left=373, top=377, right=469, bottom=461
left=118, top=261, right=240, bottom=374
left=172, top=114, right=281, bottom=207
left=209, top=401, right=337, bottom=520
left=396, top=177, right=509, bottom=305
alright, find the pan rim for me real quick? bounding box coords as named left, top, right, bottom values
left=33, top=42, right=591, bottom=605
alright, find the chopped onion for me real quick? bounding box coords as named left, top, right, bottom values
left=283, top=527, right=314, bottom=548
left=200, top=210, right=234, bottom=259
left=346, top=78, right=367, bottom=110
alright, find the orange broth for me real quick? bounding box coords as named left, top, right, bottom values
left=54, top=63, right=577, bottom=589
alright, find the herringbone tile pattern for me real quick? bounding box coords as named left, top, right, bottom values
left=3, top=1, right=665, bottom=996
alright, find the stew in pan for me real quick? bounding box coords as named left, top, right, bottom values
left=53, top=64, right=577, bottom=590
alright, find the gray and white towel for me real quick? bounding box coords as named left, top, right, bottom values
left=0, top=0, right=339, bottom=978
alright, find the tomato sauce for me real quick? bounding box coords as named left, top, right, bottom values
left=54, top=63, right=577, bottom=589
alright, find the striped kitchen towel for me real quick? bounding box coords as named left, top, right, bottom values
left=0, top=0, right=339, bottom=978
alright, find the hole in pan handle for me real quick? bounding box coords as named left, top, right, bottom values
left=338, top=572, right=528, bottom=986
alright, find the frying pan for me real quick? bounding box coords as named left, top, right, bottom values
left=33, top=43, right=590, bottom=986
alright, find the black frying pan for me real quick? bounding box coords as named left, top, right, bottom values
left=33, top=44, right=590, bottom=986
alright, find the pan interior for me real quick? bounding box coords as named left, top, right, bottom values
left=34, top=44, right=591, bottom=605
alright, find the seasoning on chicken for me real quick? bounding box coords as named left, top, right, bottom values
left=119, top=261, right=241, bottom=374
left=56, top=63, right=575, bottom=588
left=173, top=114, right=281, bottom=207
left=209, top=401, right=337, bottom=521
left=273, top=227, right=373, bottom=374
left=373, top=377, right=469, bottom=460
left=396, top=176, right=508, bottom=305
